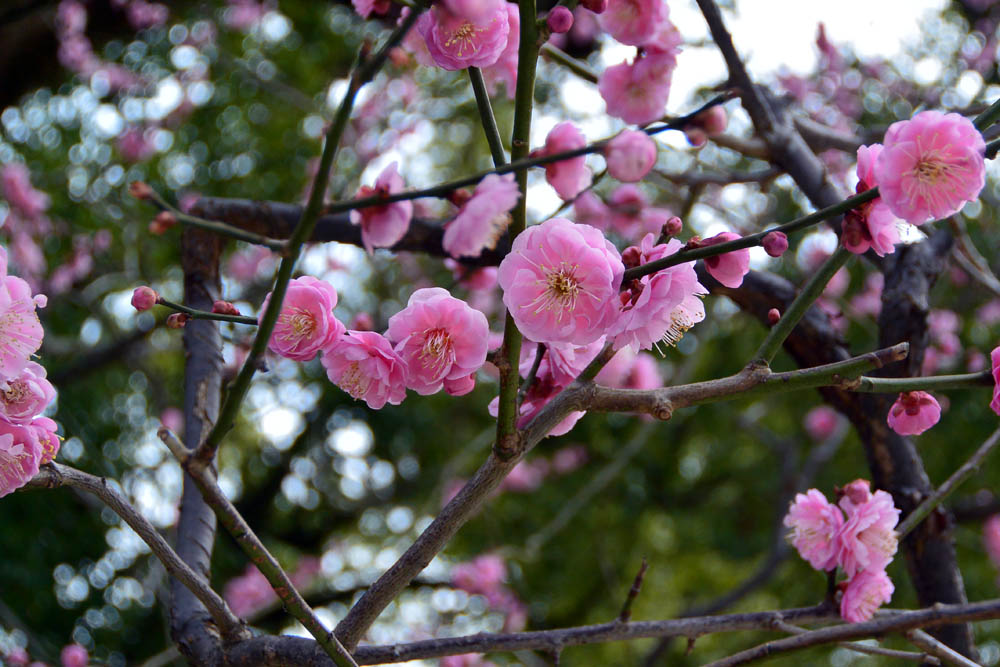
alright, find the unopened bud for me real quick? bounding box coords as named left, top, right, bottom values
left=129, top=181, right=153, bottom=200
left=579, top=0, right=607, bottom=13
left=212, top=300, right=241, bottom=316
left=697, top=105, right=728, bottom=136
left=684, top=128, right=707, bottom=147
left=547, top=6, right=574, bottom=33
left=149, top=211, right=177, bottom=235
left=621, top=245, right=642, bottom=269
left=447, top=189, right=473, bottom=207
left=684, top=235, right=703, bottom=250
left=662, top=216, right=683, bottom=238
left=767, top=308, right=781, bottom=325
left=166, top=313, right=189, bottom=329
left=349, top=312, right=374, bottom=331
left=762, top=231, right=788, bottom=257
left=131, top=286, right=159, bottom=312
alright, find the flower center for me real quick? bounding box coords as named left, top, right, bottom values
left=419, top=328, right=454, bottom=373
left=2, top=380, right=26, bottom=405
left=279, top=307, right=316, bottom=344
left=445, top=22, right=484, bottom=57
left=340, top=362, right=372, bottom=398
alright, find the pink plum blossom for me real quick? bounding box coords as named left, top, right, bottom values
left=352, top=0, right=390, bottom=18
left=843, top=144, right=901, bottom=257
left=840, top=568, right=894, bottom=623
left=416, top=2, right=510, bottom=70
left=443, top=0, right=505, bottom=23
left=501, top=459, right=548, bottom=492
left=573, top=191, right=610, bottom=230
left=539, top=122, right=592, bottom=200
left=60, top=643, right=88, bottom=667
left=452, top=554, right=506, bottom=595
left=498, top=218, right=624, bottom=346
left=131, top=286, right=159, bottom=311
left=0, top=247, right=47, bottom=380
left=552, top=445, right=588, bottom=474
left=606, top=185, right=672, bottom=239
left=547, top=6, right=574, bottom=33
left=599, top=53, right=675, bottom=125
left=321, top=331, right=407, bottom=409
left=873, top=111, right=986, bottom=224
left=520, top=339, right=605, bottom=386
left=2, top=164, right=50, bottom=218
left=0, top=419, right=42, bottom=498
left=387, top=288, right=489, bottom=396
left=350, top=162, right=413, bottom=254
left=0, top=362, right=55, bottom=424
left=604, top=130, right=657, bottom=182
left=598, top=0, right=667, bottom=46
left=762, top=231, right=788, bottom=258
left=261, top=276, right=345, bottom=362
left=991, top=346, right=1000, bottom=416
left=608, top=233, right=706, bottom=351
left=886, top=391, right=941, bottom=436
left=224, top=564, right=276, bottom=617
left=804, top=406, right=839, bottom=441
left=984, top=515, right=1000, bottom=572
left=32, top=417, right=60, bottom=465
left=783, top=489, right=844, bottom=571
left=482, top=4, right=519, bottom=98
left=441, top=654, right=496, bottom=667
left=443, top=174, right=520, bottom=258
left=835, top=484, right=899, bottom=578
left=701, top=232, right=750, bottom=288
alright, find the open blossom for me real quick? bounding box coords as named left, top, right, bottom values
left=416, top=2, right=510, bottom=70
left=443, top=174, right=520, bottom=258
left=481, top=3, right=519, bottom=97
left=452, top=554, right=506, bottom=595
left=0, top=420, right=41, bottom=498
left=599, top=0, right=667, bottom=46
left=488, top=372, right=586, bottom=436
left=886, top=390, right=941, bottom=436
left=606, top=185, right=672, bottom=239
left=701, top=232, right=750, bottom=288
left=262, top=276, right=345, bottom=362
left=32, top=416, right=60, bottom=464
left=604, top=130, right=657, bottom=183
left=321, top=331, right=407, bottom=409
left=840, top=568, right=894, bottom=623
left=350, top=162, right=413, bottom=254
left=873, top=110, right=986, bottom=224
left=387, top=288, right=489, bottom=396
left=599, top=52, right=675, bottom=125
left=2, top=164, right=50, bottom=219
left=836, top=484, right=899, bottom=578
left=991, top=345, right=1000, bottom=416
left=843, top=144, right=901, bottom=257
left=0, top=362, right=55, bottom=424
left=0, top=247, right=47, bottom=380
left=538, top=122, right=592, bottom=200
left=498, top=218, right=624, bottom=346
left=784, top=489, right=844, bottom=571
left=608, top=234, right=706, bottom=352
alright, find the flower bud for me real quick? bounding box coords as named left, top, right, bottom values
left=621, top=245, right=642, bottom=269
left=661, top=216, right=683, bottom=238
left=212, top=300, right=241, bottom=316
left=149, top=210, right=177, bottom=235
left=767, top=308, right=781, bottom=325
left=604, top=130, right=657, bottom=183
left=166, top=313, right=189, bottom=329
left=762, top=231, right=788, bottom=257
left=131, top=286, right=159, bottom=312
left=129, top=181, right=153, bottom=200
left=547, top=6, right=574, bottom=33
left=349, top=312, right=375, bottom=331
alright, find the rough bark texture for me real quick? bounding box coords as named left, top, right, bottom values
left=170, top=227, right=224, bottom=665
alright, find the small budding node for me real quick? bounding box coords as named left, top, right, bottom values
left=683, top=235, right=702, bottom=250
left=579, top=0, right=607, bottom=13
left=662, top=216, right=683, bottom=238
left=547, top=6, right=574, bottom=34
left=129, top=181, right=153, bottom=200
left=149, top=210, right=177, bottom=235
left=767, top=308, right=781, bottom=325
left=166, top=313, right=189, bottom=329
left=212, top=300, right=241, bottom=316
left=621, top=245, right=642, bottom=269
left=447, top=188, right=473, bottom=207
left=349, top=311, right=375, bottom=331
left=131, top=286, right=159, bottom=312
left=762, top=231, right=788, bottom=258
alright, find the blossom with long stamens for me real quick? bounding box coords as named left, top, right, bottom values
left=416, top=1, right=510, bottom=70
left=321, top=331, right=407, bottom=409
left=0, top=420, right=41, bottom=498
left=498, top=218, right=624, bottom=346
left=874, top=110, right=985, bottom=224
left=0, top=246, right=46, bottom=381
left=387, top=288, right=489, bottom=396
left=262, top=276, right=345, bottom=362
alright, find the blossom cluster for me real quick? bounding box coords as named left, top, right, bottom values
left=784, top=480, right=900, bottom=623
left=0, top=245, right=58, bottom=497
left=451, top=554, right=527, bottom=632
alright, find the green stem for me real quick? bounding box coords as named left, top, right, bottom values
left=623, top=189, right=876, bottom=282
left=539, top=43, right=598, bottom=82
left=468, top=67, right=507, bottom=167
left=195, top=10, right=422, bottom=462
left=753, top=246, right=852, bottom=366
left=849, top=371, right=993, bottom=394
left=156, top=298, right=258, bottom=325
left=974, top=97, right=1000, bottom=131
left=148, top=190, right=289, bottom=252
left=494, top=0, right=539, bottom=458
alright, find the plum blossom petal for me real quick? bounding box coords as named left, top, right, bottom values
left=443, top=174, right=520, bottom=258
left=990, top=345, right=1000, bottom=416
left=701, top=232, right=750, bottom=288
left=783, top=489, right=844, bottom=571
left=350, top=162, right=413, bottom=254
left=0, top=421, right=42, bottom=498
left=262, top=276, right=345, bottom=362
left=886, top=390, right=941, bottom=436
left=321, top=331, right=407, bottom=409
left=416, top=3, right=510, bottom=70
left=835, top=485, right=900, bottom=578
left=840, top=568, right=894, bottom=623
left=539, top=122, right=592, bottom=200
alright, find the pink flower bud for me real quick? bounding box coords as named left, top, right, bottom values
left=149, top=210, right=177, bottom=235
left=684, top=128, right=708, bottom=147
left=767, top=308, right=780, bottom=325
left=131, top=286, right=159, bottom=312
left=697, top=105, right=728, bottom=135
left=604, top=130, right=657, bottom=183
left=129, top=181, right=153, bottom=200
left=212, top=300, right=241, bottom=316
left=579, top=0, right=607, bottom=13
left=166, top=313, right=189, bottom=329
left=547, top=6, right=574, bottom=33
left=349, top=312, right=375, bottom=331
left=886, top=391, right=941, bottom=435
left=662, top=216, right=683, bottom=237
left=60, top=644, right=88, bottom=667
left=762, top=231, right=788, bottom=257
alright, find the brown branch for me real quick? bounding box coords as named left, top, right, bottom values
left=25, top=463, right=246, bottom=640
left=618, top=559, right=649, bottom=623
left=906, top=629, right=983, bottom=667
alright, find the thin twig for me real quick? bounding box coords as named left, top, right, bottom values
left=773, top=621, right=936, bottom=664
left=618, top=559, right=649, bottom=623
left=468, top=67, right=507, bottom=167
left=897, top=425, right=1000, bottom=538
left=905, top=629, right=982, bottom=667
left=147, top=188, right=289, bottom=252
left=25, top=463, right=246, bottom=640
left=156, top=297, right=259, bottom=325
